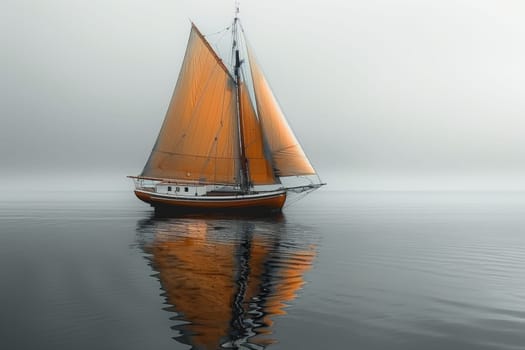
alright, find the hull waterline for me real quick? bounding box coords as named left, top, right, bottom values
left=134, top=190, right=286, bottom=214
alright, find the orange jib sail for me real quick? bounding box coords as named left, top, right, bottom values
left=247, top=47, right=315, bottom=177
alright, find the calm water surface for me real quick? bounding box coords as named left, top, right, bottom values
left=1, top=190, right=524, bottom=349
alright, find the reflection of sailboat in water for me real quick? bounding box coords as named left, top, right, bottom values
left=136, top=215, right=317, bottom=349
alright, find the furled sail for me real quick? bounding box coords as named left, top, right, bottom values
left=141, top=25, right=240, bottom=184
left=239, top=82, right=276, bottom=185
left=247, top=47, right=316, bottom=177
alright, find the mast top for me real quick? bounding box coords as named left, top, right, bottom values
left=235, top=0, right=240, bottom=20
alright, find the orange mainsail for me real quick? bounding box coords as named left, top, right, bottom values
left=142, top=25, right=240, bottom=184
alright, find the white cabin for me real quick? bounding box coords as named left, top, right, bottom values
left=155, top=183, right=207, bottom=196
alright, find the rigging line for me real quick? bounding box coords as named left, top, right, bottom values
left=131, top=175, right=236, bottom=186
left=225, top=27, right=234, bottom=74
left=192, top=24, right=235, bottom=80
left=283, top=187, right=316, bottom=208
left=203, top=25, right=231, bottom=38
left=210, top=28, right=231, bottom=65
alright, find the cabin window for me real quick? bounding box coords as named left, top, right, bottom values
left=184, top=187, right=189, bottom=192
left=176, top=187, right=180, bottom=192
left=167, top=186, right=172, bottom=192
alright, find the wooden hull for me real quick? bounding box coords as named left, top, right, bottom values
left=134, top=190, right=286, bottom=214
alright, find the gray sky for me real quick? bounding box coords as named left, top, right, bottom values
left=2, top=0, right=525, bottom=190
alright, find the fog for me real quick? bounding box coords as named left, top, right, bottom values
left=2, top=0, right=525, bottom=191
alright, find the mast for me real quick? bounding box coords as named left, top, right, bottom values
left=233, top=5, right=250, bottom=192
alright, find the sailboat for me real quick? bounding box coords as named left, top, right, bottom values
left=129, top=10, right=324, bottom=213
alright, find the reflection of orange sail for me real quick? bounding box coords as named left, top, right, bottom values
left=140, top=217, right=316, bottom=349
left=146, top=222, right=235, bottom=349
